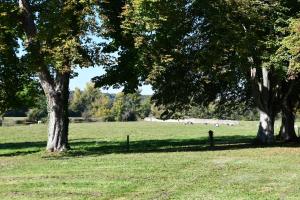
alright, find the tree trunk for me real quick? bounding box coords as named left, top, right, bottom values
left=251, top=67, right=280, bottom=144
left=278, top=80, right=299, bottom=142
left=44, top=72, right=70, bottom=152
left=257, top=111, right=275, bottom=144
left=279, top=108, right=297, bottom=142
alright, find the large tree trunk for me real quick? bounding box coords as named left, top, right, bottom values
left=251, top=67, right=280, bottom=144
left=257, top=111, right=275, bottom=144
left=278, top=80, right=299, bottom=142
left=279, top=108, right=297, bottom=142
left=44, top=72, right=70, bottom=152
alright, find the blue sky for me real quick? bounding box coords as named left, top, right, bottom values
left=70, top=66, right=154, bottom=95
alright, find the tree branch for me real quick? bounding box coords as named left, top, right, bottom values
left=18, top=0, right=55, bottom=94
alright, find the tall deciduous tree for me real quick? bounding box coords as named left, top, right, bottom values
left=15, top=0, right=101, bottom=151
left=97, top=0, right=299, bottom=144
left=276, top=18, right=300, bottom=141
left=117, top=0, right=281, bottom=138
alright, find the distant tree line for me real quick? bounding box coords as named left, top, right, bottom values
left=4, top=82, right=274, bottom=122
left=4, top=83, right=152, bottom=122
left=67, top=83, right=152, bottom=122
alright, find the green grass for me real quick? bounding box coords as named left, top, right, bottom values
left=1, top=121, right=300, bottom=200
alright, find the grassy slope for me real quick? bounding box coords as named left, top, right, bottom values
left=1, top=121, right=300, bottom=200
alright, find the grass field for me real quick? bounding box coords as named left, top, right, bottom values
left=1, top=121, right=300, bottom=200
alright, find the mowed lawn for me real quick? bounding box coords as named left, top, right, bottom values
left=1, top=121, right=300, bottom=200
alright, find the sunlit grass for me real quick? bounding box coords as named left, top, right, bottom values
left=0, top=121, right=300, bottom=199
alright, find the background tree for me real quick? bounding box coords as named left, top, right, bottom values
left=111, top=92, right=142, bottom=121
left=27, top=94, right=48, bottom=122
left=139, top=96, right=151, bottom=119
left=69, top=88, right=85, bottom=117
left=80, top=83, right=111, bottom=119
left=89, top=95, right=111, bottom=119
left=69, top=83, right=112, bottom=119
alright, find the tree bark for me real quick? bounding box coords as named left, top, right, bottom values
left=251, top=67, right=280, bottom=144
left=37, top=68, right=71, bottom=152
left=278, top=80, right=299, bottom=142
left=257, top=111, right=275, bottom=144
left=279, top=107, right=297, bottom=142
left=45, top=72, right=70, bottom=152
left=19, top=0, right=71, bottom=152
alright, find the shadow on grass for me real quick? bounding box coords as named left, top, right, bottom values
left=1, top=135, right=300, bottom=158
left=63, top=135, right=300, bottom=157
left=0, top=141, right=46, bottom=157
left=0, top=141, right=46, bottom=150
left=0, top=150, right=41, bottom=157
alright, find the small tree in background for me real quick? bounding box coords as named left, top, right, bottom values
left=138, top=96, right=151, bottom=119
left=69, top=83, right=112, bottom=120
left=27, top=95, right=47, bottom=122
left=111, top=92, right=142, bottom=121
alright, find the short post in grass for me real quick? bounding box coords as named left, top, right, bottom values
left=208, top=130, right=214, bottom=147
left=127, top=135, right=130, bottom=152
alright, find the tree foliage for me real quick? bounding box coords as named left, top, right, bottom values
left=95, top=0, right=299, bottom=119
left=0, top=4, right=38, bottom=117
left=93, top=0, right=143, bottom=92
left=111, top=92, right=142, bottom=121
left=69, top=83, right=111, bottom=119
